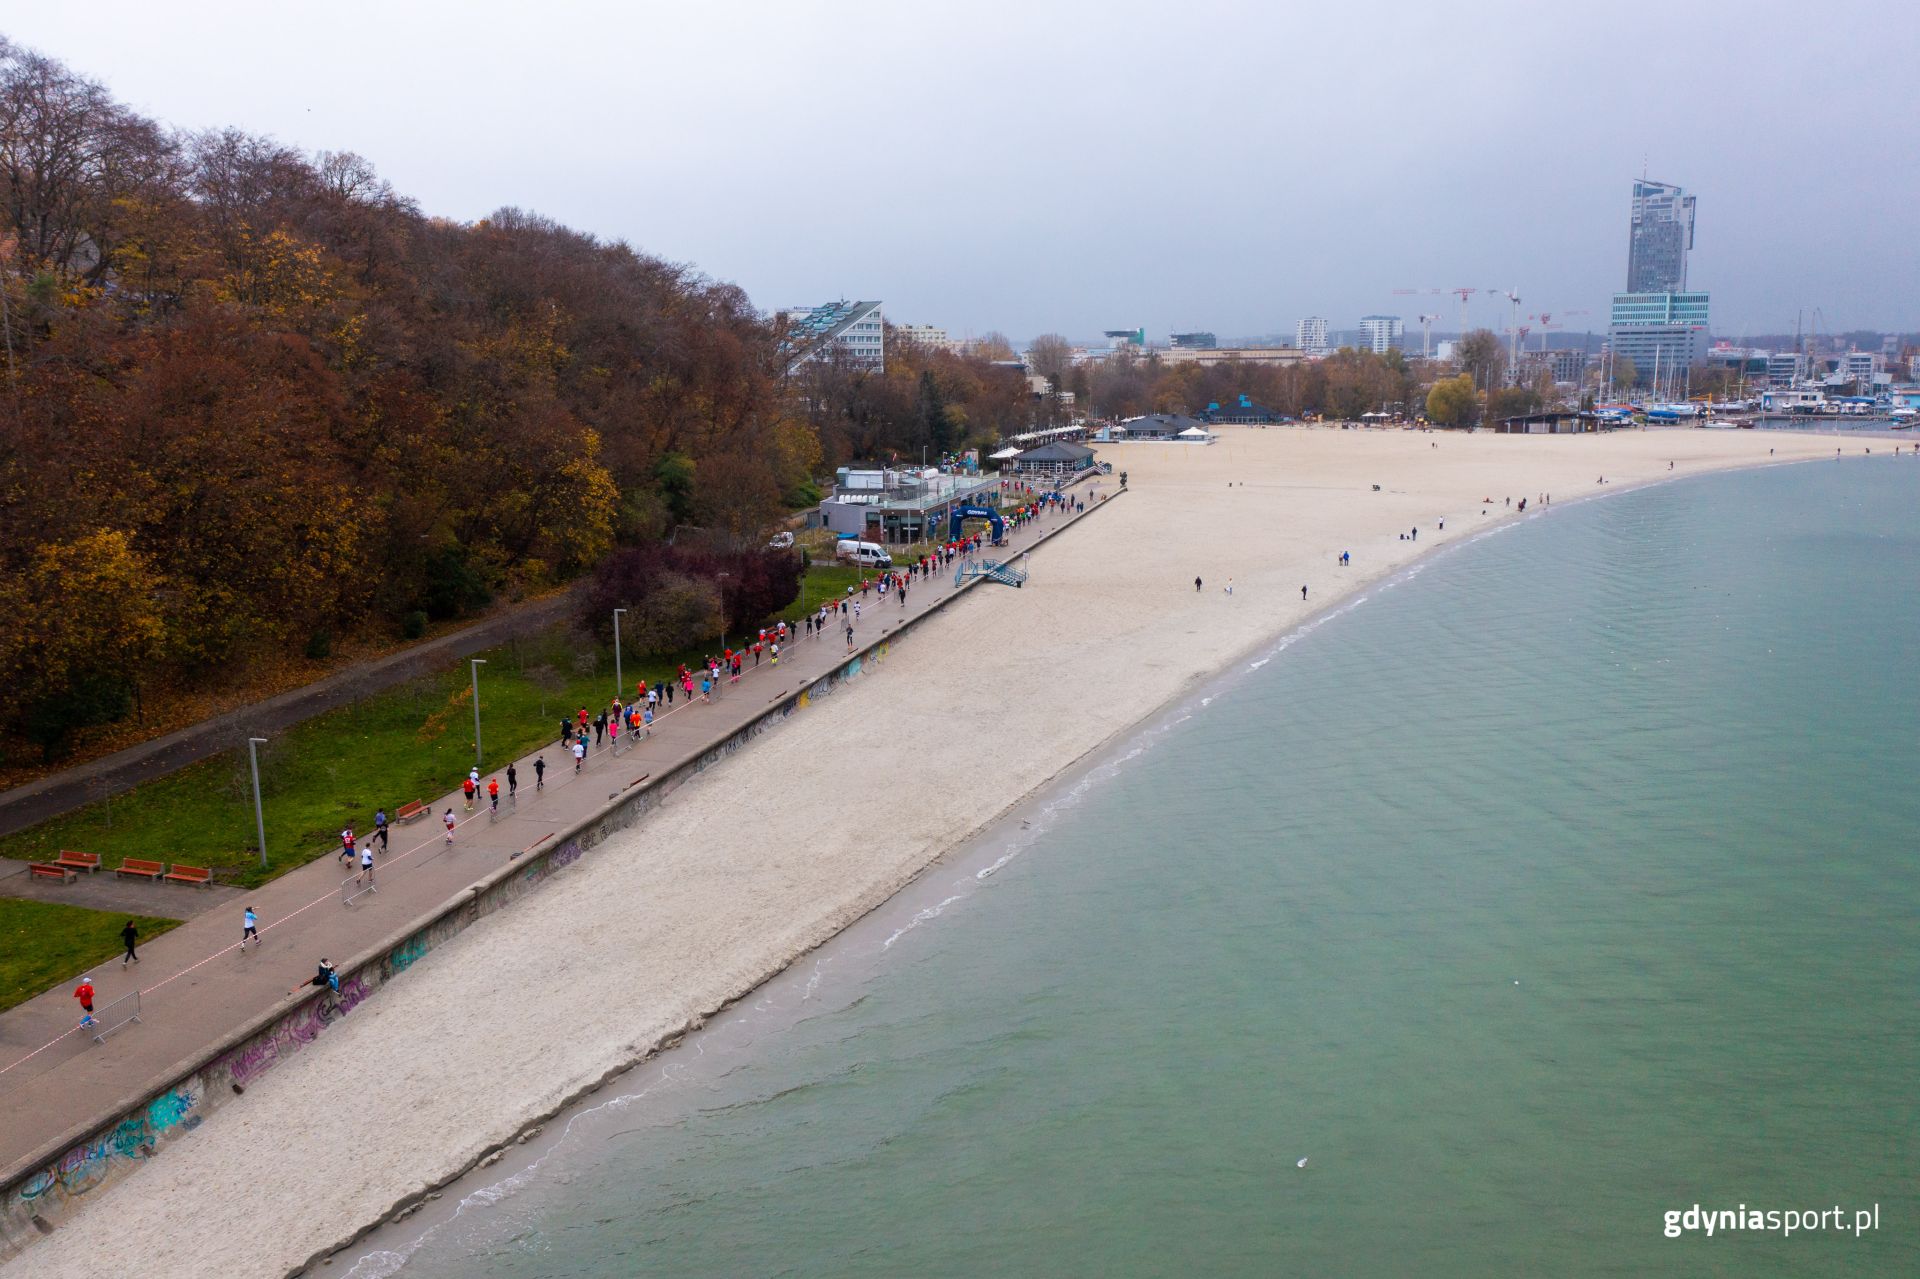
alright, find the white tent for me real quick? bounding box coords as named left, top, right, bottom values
left=1176, top=426, right=1215, bottom=442
left=987, top=446, right=1022, bottom=460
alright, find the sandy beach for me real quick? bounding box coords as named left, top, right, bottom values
left=0, top=426, right=1860, bottom=1277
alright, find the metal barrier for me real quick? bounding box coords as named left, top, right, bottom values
left=340, top=870, right=377, bottom=907
left=89, top=991, right=141, bottom=1044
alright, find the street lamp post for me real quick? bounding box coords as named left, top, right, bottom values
left=613, top=608, right=626, bottom=701
left=470, top=659, right=487, bottom=769
left=247, top=737, right=269, bottom=869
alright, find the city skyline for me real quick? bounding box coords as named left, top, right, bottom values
left=8, top=0, right=1915, bottom=339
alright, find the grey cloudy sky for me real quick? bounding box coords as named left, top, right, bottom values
left=11, top=0, right=1916, bottom=341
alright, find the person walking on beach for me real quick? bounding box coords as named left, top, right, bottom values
left=243, top=906, right=260, bottom=947
left=74, top=976, right=97, bottom=1028
left=1194, top=576, right=1203, bottom=592
left=373, top=807, right=389, bottom=852
left=120, top=920, right=139, bottom=967
left=534, top=756, right=546, bottom=790
left=506, top=763, right=518, bottom=798
left=444, top=808, right=457, bottom=843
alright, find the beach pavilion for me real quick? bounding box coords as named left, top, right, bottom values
left=1010, top=440, right=1097, bottom=481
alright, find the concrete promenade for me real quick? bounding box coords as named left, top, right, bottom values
left=0, top=488, right=1107, bottom=1179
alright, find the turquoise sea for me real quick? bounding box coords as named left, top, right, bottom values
left=368, top=458, right=1919, bottom=1278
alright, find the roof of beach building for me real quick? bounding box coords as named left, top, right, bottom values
left=1016, top=441, right=1095, bottom=462
left=1120, top=413, right=1205, bottom=435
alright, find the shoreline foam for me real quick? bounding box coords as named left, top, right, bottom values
left=0, top=428, right=1865, bottom=1279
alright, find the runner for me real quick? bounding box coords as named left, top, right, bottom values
left=506, top=763, right=518, bottom=797
left=74, top=976, right=97, bottom=1028
left=120, top=920, right=139, bottom=967
left=572, top=737, right=587, bottom=772
left=642, top=703, right=654, bottom=736
left=338, top=826, right=356, bottom=865
left=462, top=776, right=476, bottom=811
left=373, top=807, right=389, bottom=852
left=443, top=808, right=457, bottom=843
left=487, top=776, right=500, bottom=811
left=357, top=844, right=376, bottom=886
left=243, top=906, right=260, bottom=947
left=769, top=642, right=779, bottom=668
left=534, top=755, right=546, bottom=790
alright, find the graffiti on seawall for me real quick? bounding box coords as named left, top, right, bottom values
left=12, top=1084, right=201, bottom=1209
left=218, top=973, right=373, bottom=1089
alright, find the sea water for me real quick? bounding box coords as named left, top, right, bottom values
left=378, top=458, right=1918, bottom=1278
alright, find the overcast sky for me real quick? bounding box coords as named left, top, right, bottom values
left=10, top=0, right=1915, bottom=342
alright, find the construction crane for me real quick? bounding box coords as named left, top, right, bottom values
left=1530, top=309, right=1589, bottom=353
left=1490, top=288, right=1522, bottom=375
left=1396, top=287, right=1478, bottom=339
left=1416, top=314, right=1440, bottom=359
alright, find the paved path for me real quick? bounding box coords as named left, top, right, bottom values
left=0, top=592, right=577, bottom=840
left=0, top=489, right=1113, bottom=1178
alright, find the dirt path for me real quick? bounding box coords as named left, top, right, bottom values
left=0, top=593, right=576, bottom=841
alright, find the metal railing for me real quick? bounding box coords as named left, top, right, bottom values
left=340, top=870, right=377, bottom=907
left=89, top=990, right=141, bottom=1044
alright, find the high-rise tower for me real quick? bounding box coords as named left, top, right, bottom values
left=1625, top=179, right=1696, bottom=293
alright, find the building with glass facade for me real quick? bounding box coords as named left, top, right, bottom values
left=1608, top=178, right=1709, bottom=385
left=1627, top=179, right=1696, bottom=293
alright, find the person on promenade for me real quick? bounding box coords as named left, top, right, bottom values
left=572, top=737, right=587, bottom=773
left=443, top=808, right=457, bottom=842
left=292, top=959, right=337, bottom=996
left=373, top=808, right=389, bottom=852
left=576, top=707, right=589, bottom=733
left=487, top=776, right=500, bottom=812
left=357, top=844, right=375, bottom=886
left=74, top=976, right=98, bottom=1027
left=506, top=763, right=518, bottom=797
left=769, top=644, right=779, bottom=669
left=462, top=777, right=476, bottom=811
left=469, top=766, right=481, bottom=796
left=845, top=623, right=855, bottom=653
left=534, top=756, right=546, bottom=789
left=121, top=920, right=139, bottom=967
left=609, top=713, right=622, bottom=750
left=338, top=827, right=356, bottom=865
left=701, top=673, right=713, bottom=700
left=642, top=703, right=654, bottom=736
left=594, top=709, right=607, bottom=746
left=243, top=906, right=260, bottom=947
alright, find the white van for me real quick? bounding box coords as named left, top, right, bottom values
left=834, top=540, right=893, bottom=568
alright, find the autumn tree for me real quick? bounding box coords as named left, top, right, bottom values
left=1425, top=374, right=1479, bottom=427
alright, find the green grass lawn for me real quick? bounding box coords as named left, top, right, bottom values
left=0, top=900, right=182, bottom=1013
left=0, top=564, right=865, bottom=891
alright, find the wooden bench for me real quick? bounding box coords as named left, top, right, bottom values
left=54, top=850, right=101, bottom=874
left=114, top=858, right=166, bottom=881
left=164, top=864, right=213, bottom=887
left=28, top=863, right=76, bottom=884
left=395, top=800, right=429, bottom=824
